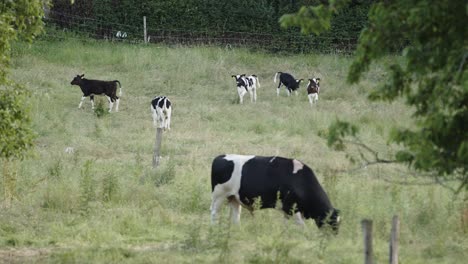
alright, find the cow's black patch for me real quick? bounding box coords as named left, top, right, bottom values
left=238, top=156, right=333, bottom=218
left=277, top=72, right=302, bottom=92
left=211, top=155, right=234, bottom=191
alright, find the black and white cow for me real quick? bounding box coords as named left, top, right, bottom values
left=151, top=96, right=172, bottom=130
left=210, top=154, right=341, bottom=231
left=70, top=74, right=122, bottom=112
left=273, top=72, right=303, bottom=96
left=307, top=78, right=321, bottom=106
left=231, top=74, right=260, bottom=104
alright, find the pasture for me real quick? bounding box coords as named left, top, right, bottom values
left=1, top=39, right=466, bottom=263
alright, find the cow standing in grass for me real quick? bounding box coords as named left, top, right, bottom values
left=70, top=74, right=122, bottom=112
left=210, top=154, right=341, bottom=232
left=151, top=96, right=172, bottom=130
left=274, top=72, right=303, bottom=96
left=307, top=78, right=321, bottom=106
left=231, top=74, right=260, bottom=104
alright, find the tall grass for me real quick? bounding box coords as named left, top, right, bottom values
left=0, top=39, right=466, bottom=263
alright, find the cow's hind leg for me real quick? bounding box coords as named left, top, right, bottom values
left=210, top=185, right=229, bottom=224
left=106, top=96, right=114, bottom=112
left=276, top=83, right=282, bottom=96
left=151, top=106, right=158, bottom=127
left=228, top=196, right=242, bottom=224
left=114, top=96, right=120, bottom=112
left=165, top=107, right=172, bottom=130
left=156, top=107, right=165, bottom=129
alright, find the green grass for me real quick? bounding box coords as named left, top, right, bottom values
left=0, top=39, right=466, bottom=263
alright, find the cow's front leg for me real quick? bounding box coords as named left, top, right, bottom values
left=90, top=95, right=95, bottom=109
left=78, top=95, right=86, bottom=109
left=308, top=94, right=314, bottom=105
left=238, top=87, right=246, bottom=104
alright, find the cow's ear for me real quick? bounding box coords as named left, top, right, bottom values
left=316, top=78, right=320, bottom=84
left=241, top=74, right=246, bottom=77
left=80, top=74, right=85, bottom=78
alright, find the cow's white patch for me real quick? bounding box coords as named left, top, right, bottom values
left=210, top=154, right=255, bottom=224
left=64, top=147, right=74, bottom=154
left=78, top=96, right=86, bottom=109
left=115, top=98, right=120, bottom=112
left=308, top=93, right=319, bottom=105
left=292, top=159, right=303, bottom=174
left=295, top=212, right=305, bottom=226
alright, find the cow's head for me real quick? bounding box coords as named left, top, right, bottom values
left=315, top=208, right=341, bottom=233
left=71, top=74, right=85, bottom=85
left=308, top=78, right=320, bottom=88
left=231, top=74, right=247, bottom=87
left=296, top=79, right=304, bottom=86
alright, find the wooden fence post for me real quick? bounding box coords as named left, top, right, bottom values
left=362, top=219, right=374, bottom=264
left=152, top=127, right=163, bottom=168
left=143, top=16, right=147, bottom=44
left=389, top=215, right=400, bottom=264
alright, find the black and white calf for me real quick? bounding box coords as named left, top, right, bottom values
left=210, top=154, right=341, bottom=231
left=273, top=72, right=303, bottom=96
left=70, top=74, right=122, bottom=112
left=231, top=74, right=260, bottom=104
left=151, top=96, right=172, bottom=130
left=307, top=78, right=321, bottom=105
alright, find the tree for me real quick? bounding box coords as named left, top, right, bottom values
left=0, top=0, right=49, bottom=206
left=280, top=0, right=468, bottom=191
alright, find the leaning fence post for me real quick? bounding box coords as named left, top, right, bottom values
left=389, top=215, right=400, bottom=264
left=143, top=16, right=147, bottom=44
left=362, top=219, right=374, bottom=264
left=152, top=127, right=163, bottom=168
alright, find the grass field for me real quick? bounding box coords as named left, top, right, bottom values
left=0, top=39, right=467, bottom=263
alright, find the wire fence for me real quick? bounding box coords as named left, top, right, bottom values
left=43, top=10, right=359, bottom=54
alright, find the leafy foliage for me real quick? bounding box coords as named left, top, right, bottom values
left=49, top=0, right=371, bottom=53
left=281, top=0, right=468, bottom=190
left=0, top=0, right=48, bottom=160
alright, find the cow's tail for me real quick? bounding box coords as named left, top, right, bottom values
left=115, top=80, right=122, bottom=96
left=274, top=72, right=281, bottom=83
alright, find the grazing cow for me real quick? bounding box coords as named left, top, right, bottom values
left=231, top=74, right=260, bottom=104
left=307, top=78, right=321, bottom=106
left=70, top=74, right=122, bottom=112
left=274, top=72, right=303, bottom=96
left=151, top=96, right=172, bottom=130
left=210, top=154, right=341, bottom=231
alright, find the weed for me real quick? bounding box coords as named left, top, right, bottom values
left=94, top=98, right=108, bottom=118
left=47, top=158, right=63, bottom=180
left=79, top=160, right=96, bottom=215
left=151, top=161, right=176, bottom=187
left=101, top=172, right=120, bottom=203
